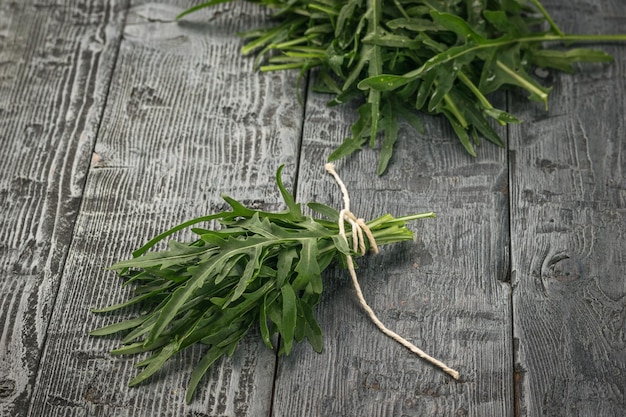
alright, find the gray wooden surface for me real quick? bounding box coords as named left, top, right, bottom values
left=0, top=1, right=623, bottom=416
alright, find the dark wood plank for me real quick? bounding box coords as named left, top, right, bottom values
left=0, top=1, right=125, bottom=415
left=509, top=1, right=626, bottom=415
left=25, top=1, right=304, bottom=416
left=272, top=74, right=513, bottom=415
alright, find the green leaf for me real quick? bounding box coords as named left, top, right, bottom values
left=377, top=102, right=399, bottom=175
left=428, top=63, right=458, bottom=112
left=143, top=236, right=271, bottom=346
left=128, top=343, right=179, bottom=387
left=415, top=67, right=438, bottom=110
left=328, top=103, right=371, bottom=161
left=350, top=102, right=373, bottom=139
left=129, top=212, right=228, bottom=259
left=214, top=252, right=246, bottom=285
left=327, top=135, right=367, bottom=161
left=196, top=318, right=244, bottom=346
left=362, top=32, right=421, bottom=49
left=483, top=10, right=514, bottom=35
left=448, top=89, right=505, bottom=147
left=89, top=315, right=149, bottom=336
left=307, top=202, right=340, bottom=221
left=386, top=17, right=444, bottom=32
left=259, top=293, right=275, bottom=349
left=294, top=302, right=306, bottom=343
left=293, top=240, right=322, bottom=293
left=121, top=314, right=159, bottom=344
left=478, top=45, right=551, bottom=108
left=91, top=281, right=174, bottom=313
left=185, top=346, right=226, bottom=404
left=429, top=11, right=484, bottom=43
left=300, top=300, right=323, bottom=353
left=395, top=105, right=425, bottom=134
left=465, top=0, right=487, bottom=29
left=483, top=107, right=522, bottom=124
left=110, top=342, right=146, bottom=356
left=331, top=235, right=351, bottom=255
left=176, top=0, right=234, bottom=20
left=336, top=0, right=361, bottom=38
left=276, top=247, right=298, bottom=287
left=342, top=43, right=370, bottom=91
left=358, top=74, right=412, bottom=92
left=226, top=246, right=263, bottom=305
left=530, top=48, right=614, bottom=74
left=275, top=165, right=304, bottom=220
left=279, top=284, right=297, bottom=355
left=445, top=110, right=476, bottom=157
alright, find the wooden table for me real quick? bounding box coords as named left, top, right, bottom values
left=1, top=1, right=624, bottom=416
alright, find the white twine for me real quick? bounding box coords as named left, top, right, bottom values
left=325, top=163, right=460, bottom=380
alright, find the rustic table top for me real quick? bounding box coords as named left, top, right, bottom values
left=1, top=1, right=624, bottom=416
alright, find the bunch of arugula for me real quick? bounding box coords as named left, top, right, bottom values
left=91, top=166, right=435, bottom=403
left=179, top=0, right=626, bottom=174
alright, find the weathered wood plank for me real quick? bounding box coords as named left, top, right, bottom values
left=25, top=1, right=304, bottom=416
left=0, top=1, right=125, bottom=415
left=272, top=75, right=513, bottom=415
left=509, top=1, right=626, bottom=415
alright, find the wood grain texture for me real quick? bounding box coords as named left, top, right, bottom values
left=509, top=1, right=626, bottom=416
left=2, top=0, right=624, bottom=415
left=24, top=1, right=304, bottom=416
left=0, top=1, right=125, bottom=415
left=271, top=73, right=513, bottom=416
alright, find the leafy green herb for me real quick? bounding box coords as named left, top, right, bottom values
left=91, top=166, right=435, bottom=403
left=178, top=0, right=626, bottom=174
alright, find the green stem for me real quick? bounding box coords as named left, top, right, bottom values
left=308, top=3, right=338, bottom=16
left=443, top=93, right=468, bottom=127
left=281, top=51, right=326, bottom=59
left=367, top=0, right=383, bottom=146
left=272, top=35, right=319, bottom=50
left=392, top=0, right=410, bottom=19
left=529, top=0, right=564, bottom=36
left=392, top=212, right=437, bottom=223
left=458, top=71, right=493, bottom=111
left=367, top=212, right=436, bottom=229
left=403, top=33, right=626, bottom=80
left=495, top=60, right=548, bottom=108
left=260, top=61, right=321, bottom=71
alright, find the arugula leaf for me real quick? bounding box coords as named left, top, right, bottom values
left=530, top=48, right=614, bottom=74
left=279, top=283, right=297, bottom=355
left=378, top=101, right=399, bottom=175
